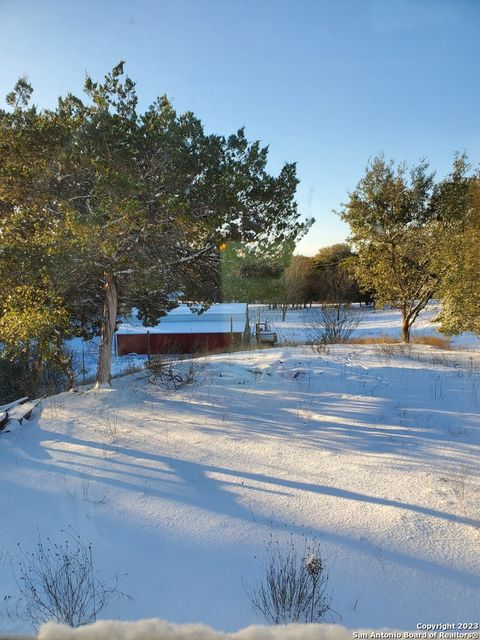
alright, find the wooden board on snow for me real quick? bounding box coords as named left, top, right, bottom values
left=0, top=396, right=29, bottom=413
left=6, top=397, right=44, bottom=424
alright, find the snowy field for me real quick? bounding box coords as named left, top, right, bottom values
left=1, top=338, right=479, bottom=633
left=66, top=303, right=480, bottom=383
left=249, top=302, right=480, bottom=350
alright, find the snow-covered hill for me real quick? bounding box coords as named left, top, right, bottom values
left=1, top=345, right=479, bottom=634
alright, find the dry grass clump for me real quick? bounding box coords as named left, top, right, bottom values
left=348, top=334, right=401, bottom=345
left=347, top=334, right=451, bottom=349
left=412, top=336, right=451, bottom=349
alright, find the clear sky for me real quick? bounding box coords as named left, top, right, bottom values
left=1, top=0, right=479, bottom=255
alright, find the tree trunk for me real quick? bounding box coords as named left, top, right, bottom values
left=95, top=273, right=118, bottom=387
left=281, top=304, right=288, bottom=321
left=401, top=313, right=411, bottom=343
left=244, top=305, right=251, bottom=344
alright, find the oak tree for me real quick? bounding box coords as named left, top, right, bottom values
left=339, top=156, right=439, bottom=342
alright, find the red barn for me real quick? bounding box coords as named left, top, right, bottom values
left=115, top=303, right=248, bottom=356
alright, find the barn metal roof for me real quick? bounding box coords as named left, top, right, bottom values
left=116, top=303, right=247, bottom=335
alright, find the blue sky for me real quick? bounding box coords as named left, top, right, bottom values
left=1, top=0, right=479, bottom=255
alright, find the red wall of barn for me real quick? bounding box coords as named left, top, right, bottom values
left=116, top=332, right=242, bottom=356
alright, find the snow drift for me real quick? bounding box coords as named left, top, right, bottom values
left=39, top=620, right=387, bottom=640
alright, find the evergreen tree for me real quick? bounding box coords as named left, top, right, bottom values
left=0, top=79, right=75, bottom=397
left=1, top=64, right=311, bottom=387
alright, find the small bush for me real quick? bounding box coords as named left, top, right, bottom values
left=13, top=530, right=126, bottom=628
left=0, top=357, right=29, bottom=404
left=249, top=536, right=339, bottom=624
left=40, top=349, right=76, bottom=396
left=0, top=347, right=74, bottom=404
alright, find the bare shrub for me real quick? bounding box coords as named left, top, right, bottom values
left=249, top=536, right=339, bottom=624
left=447, top=424, right=468, bottom=439
left=379, top=342, right=410, bottom=355
left=95, top=409, right=119, bottom=445
left=39, top=348, right=76, bottom=395
left=13, top=529, right=127, bottom=628
left=115, top=364, right=145, bottom=378
left=308, top=306, right=362, bottom=347
left=376, top=341, right=415, bottom=367
left=63, top=473, right=109, bottom=506
left=146, top=356, right=206, bottom=390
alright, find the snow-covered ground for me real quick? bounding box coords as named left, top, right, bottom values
left=36, top=620, right=412, bottom=639
left=1, top=340, right=479, bottom=633
left=65, top=304, right=480, bottom=384
left=250, top=302, right=480, bottom=350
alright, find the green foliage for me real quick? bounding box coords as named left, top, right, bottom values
left=0, top=286, right=69, bottom=358
left=436, top=175, right=480, bottom=335
left=0, top=349, right=74, bottom=404
left=0, top=287, right=73, bottom=402
left=0, top=357, right=30, bottom=404
left=5, top=77, right=33, bottom=109
left=313, top=243, right=366, bottom=304
left=1, top=63, right=310, bottom=385
left=281, top=255, right=318, bottom=306
left=339, top=156, right=440, bottom=341
left=219, top=241, right=294, bottom=302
